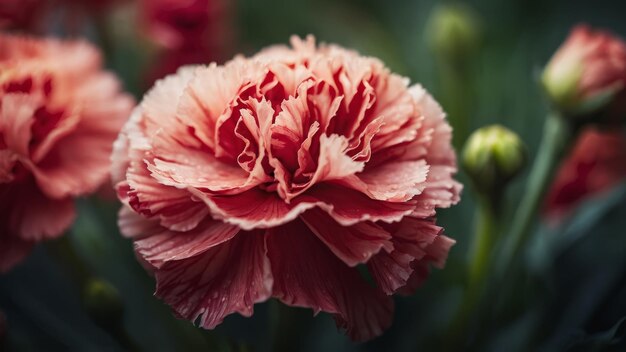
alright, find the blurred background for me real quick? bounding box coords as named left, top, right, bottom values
left=1, top=0, right=625, bottom=351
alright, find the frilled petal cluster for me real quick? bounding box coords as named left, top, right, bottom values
left=113, top=36, right=461, bottom=340
left=0, top=34, right=134, bottom=272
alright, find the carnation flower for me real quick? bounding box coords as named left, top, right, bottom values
left=113, top=36, right=461, bottom=340
left=542, top=25, right=626, bottom=121
left=0, top=34, right=134, bottom=272
left=140, top=0, right=230, bottom=51
left=546, top=128, right=626, bottom=220
left=0, top=0, right=46, bottom=32
left=140, top=0, right=232, bottom=85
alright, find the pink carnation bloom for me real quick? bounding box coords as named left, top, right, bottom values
left=543, top=24, right=626, bottom=121
left=0, top=34, right=134, bottom=272
left=113, top=36, right=461, bottom=340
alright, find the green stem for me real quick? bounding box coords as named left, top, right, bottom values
left=495, top=112, right=573, bottom=280
left=443, top=194, right=501, bottom=351
left=467, top=195, right=500, bottom=286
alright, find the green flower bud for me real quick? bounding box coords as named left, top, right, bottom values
left=83, top=279, right=124, bottom=330
left=462, top=125, right=527, bottom=193
left=427, top=3, right=482, bottom=63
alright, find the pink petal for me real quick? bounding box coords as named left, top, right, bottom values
left=123, top=160, right=209, bottom=232
left=410, top=165, right=463, bottom=217
left=367, top=217, right=454, bottom=294
left=190, top=187, right=319, bottom=230
left=176, top=62, right=264, bottom=151
left=30, top=78, right=130, bottom=199
left=301, top=208, right=393, bottom=267
left=267, top=219, right=393, bottom=341
left=141, top=66, right=197, bottom=138
left=118, top=206, right=240, bottom=269
left=339, top=160, right=430, bottom=202
left=0, top=93, right=36, bottom=156
left=191, top=183, right=418, bottom=231
left=154, top=231, right=272, bottom=329
left=305, top=184, right=417, bottom=226
left=148, top=99, right=273, bottom=195
left=409, top=84, right=457, bottom=167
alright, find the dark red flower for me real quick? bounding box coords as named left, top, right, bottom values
left=0, top=0, right=46, bottom=32
left=546, top=128, right=626, bottom=220
left=141, top=0, right=230, bottom=51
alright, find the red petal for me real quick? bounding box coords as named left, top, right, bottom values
left=123, top=160, right=209, bottom=232
left=0, top=178, right=75, bottom=241
left=192, top=183, right=417, bottom=231
left=367, top=217, right=454, bottom=294
left=306, top=184, right=417, bottom=226
left=191, top=187, right=318, bottom=230
left=154, top=231, right=272, bottom=329
left=0, top=93, right=36, bottom=156
left=301, top=208, right=393, bottom=267
left=267, top=220, right=393, bottom=341
left=118, top=206, right=240, bottom=268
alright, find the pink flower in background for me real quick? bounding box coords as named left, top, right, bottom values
left=0, top=34, right=134, bottom=272
left=140, top=0, right=233, bottom=85
left=113, top=36, right=461, bottom=340
left=546, top=128, right=626, bottom=220
left=0, top=0, right=46, bottom=32
left=141, top=0, right=228, bottom=51
left=543, top=24, right=626, bottom=120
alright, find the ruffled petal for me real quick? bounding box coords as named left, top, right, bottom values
left=190, top=188, right=319, bottom=230
left=154, top=232, right=272, bottom=329
left=191, top=183, right=418, bottom=231
left=118, top=206, right=240, bottom=269
left=306, top=184, right=417, bottom=226
left=30, top=77, right=130, bottom=199
left=367, top=217, right=455, bottom=294
left=301, top=208, right=393, bottom=267
left=0, top=93, right=36, bottom=156
left=122, top=160, right=209, bottom=232
left=267, top=219, right=393, bottom=341
left=339, top=160, right=429, bottom=202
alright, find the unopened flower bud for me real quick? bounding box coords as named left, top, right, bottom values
left=427, top=3, right=482, bottom=64
left=542, top=25, right=626, bottom=123
left=463, top=125, right=527, bottom=193
left=83, top=279, right=124, bottom=330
